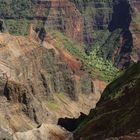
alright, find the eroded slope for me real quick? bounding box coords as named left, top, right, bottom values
left=0, top=32, right=106, bottom=139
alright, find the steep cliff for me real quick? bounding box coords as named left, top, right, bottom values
left=70, top=0, right=113, bottom=45
left=70, top=0, right=140, bottom=69
left=1, top=0, right=140, bottom=69
left=0, top=0, right=84, bottom=42
left=0, top=31, right=107, bottom=139
left=74, top=62, right=140, bottom=140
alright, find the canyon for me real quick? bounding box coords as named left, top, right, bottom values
left=0, top=0, right=140, bottom=140
left=0, top=32, right=106, bottom=139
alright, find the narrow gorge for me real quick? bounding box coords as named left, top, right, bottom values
left=0, top=0, right=140, bottom=140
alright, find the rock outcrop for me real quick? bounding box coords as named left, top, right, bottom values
left=13, top=124, right=72, bottom=140
left=70, top=0, right=113, bottom=46
left=0, top=123, right=72, bottom=140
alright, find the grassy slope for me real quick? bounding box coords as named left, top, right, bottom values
left=74, top=62, right=140, bottom=139
left=49, top=30, right=119, bottom=82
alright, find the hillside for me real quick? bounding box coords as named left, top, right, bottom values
left=74, top=62, right=140, bottom=139
left=0, top=0, right=140, bottom=140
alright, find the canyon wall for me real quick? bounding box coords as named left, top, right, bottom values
left=74, top=62, right=140, bottom=140
left=1, top=0, right=140, bottom=69
left=0, top=32, right=106, bottom=139
left=70, top=0, right=140, bottom=69
left=0, top=0, right=140, bottom=139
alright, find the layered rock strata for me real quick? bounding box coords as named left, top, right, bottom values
left=0, top=32, right=106, bottom=137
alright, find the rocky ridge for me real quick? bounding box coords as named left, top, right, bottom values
left=0, top=31, right=106, bottom=139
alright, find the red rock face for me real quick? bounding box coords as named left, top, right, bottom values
left=59, top=49, right=82, bottom=72
left=35, top=0, right=84, bottom=42
left=92, top=79, right=107, bottom=95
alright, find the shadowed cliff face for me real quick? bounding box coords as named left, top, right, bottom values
left=70, top=0, right=140, bottom=69
left=108, top=0, right=132, bottom=32
left=113, top=29, right=133, bottom=69
left=58, top=112, right=86, bottom=132
left=96, top=0, right=134, bottom=69
left=109, top=0, right=133, bottom=69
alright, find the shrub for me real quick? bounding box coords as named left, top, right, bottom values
left=5, top=19, right=29, bottom=35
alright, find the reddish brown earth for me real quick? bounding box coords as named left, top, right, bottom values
left=35, top=0, right=84, bottom=42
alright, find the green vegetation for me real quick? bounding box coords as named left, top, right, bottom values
left=0, top=0, right=33, bottom=17
left=49, top=30, right=120, bottom=82
left=0, top=0, right=120, bottom=82
left=5, top=19, right=29, bottom=35
left=47, top=101, right=58, bottom=110
left=74, top=62, right=140, bottom=139
left=97, top=29, right=122, bottom=59
left=87, top=46, right=119, bottom=81
left=102, top=62, right=140, bottom=100
left=0, top=0, right=49, bottom=35
left=0, top=0, right=33, bottom=35
left=56, top=92, right=66, bottom=100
